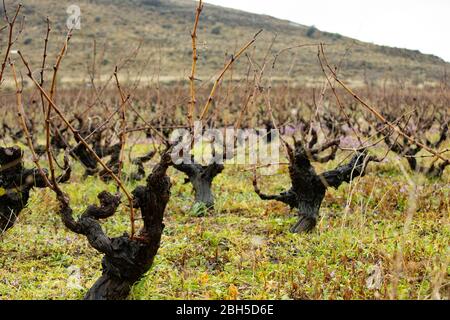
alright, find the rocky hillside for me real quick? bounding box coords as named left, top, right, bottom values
left=1, top=0, right=448, bottom=86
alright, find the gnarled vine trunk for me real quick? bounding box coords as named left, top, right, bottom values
left=0, top=146, right=70, bottom=233
left=381, top=119, right=449, bottom=178
left=56, top=152, right=172, bottom=300
left=173, top=161, right=224, bottom=209
left=254, top=142, right=374, bottom=233
left=130, top=150, right=156, bottom=181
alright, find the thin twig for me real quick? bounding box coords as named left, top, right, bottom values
left=199, top=29, right=262, bottom=122
left=114, top=66, right=135, bottom=237
left=0, top=2, right=22, bottom=84
left=18, top=51, right=137, bottom=238
left=319, top=44, right=448, bottom=163
left=10, top=61, right=52, bottom=189
left=188, top=0, right=203, bottom=129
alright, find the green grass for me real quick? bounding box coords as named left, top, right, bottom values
left=0, top=147, right=448, bottom=300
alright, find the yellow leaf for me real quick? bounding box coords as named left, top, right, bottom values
left=199, top=273, right=209, bottom=286
left=228, top=284, right=238, bottom=300
left=0, top=187, right=6, bottom=197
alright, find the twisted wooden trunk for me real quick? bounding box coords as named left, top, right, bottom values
left=56, top=153, right=172, bottom=300
left=254, top=142, right=374, bottom=233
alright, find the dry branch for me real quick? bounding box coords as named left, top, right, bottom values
left=319, top=44, right=448, bottom=163
left=188, top=0, right=203, bottom=129
left=198, top=29, right=262, bottom=122
left=18, top=51, right=138, bottom=238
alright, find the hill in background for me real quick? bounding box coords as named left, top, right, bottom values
left=2, top=0, right=449, bottom=86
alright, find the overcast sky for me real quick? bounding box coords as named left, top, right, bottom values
left=204, top=0, right=450, bottom=62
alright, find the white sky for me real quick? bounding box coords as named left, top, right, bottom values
left=204, top=0, right=450, bottom=62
